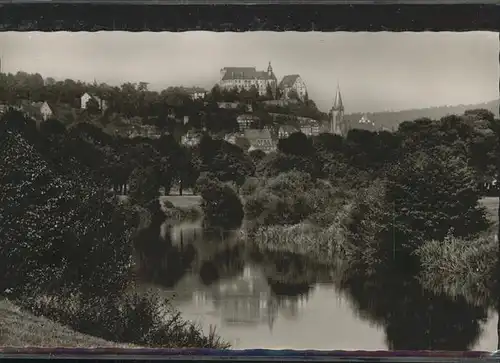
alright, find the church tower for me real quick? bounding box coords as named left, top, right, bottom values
left=266, top=61, right=277, bottom=99
left=330, top=84, right=345, bottom=135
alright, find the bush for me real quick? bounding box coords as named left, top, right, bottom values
left=17, top=289, right=230, bottom=349
left=240, top=176, right=261, bottom=197
left=197, top=177, right=244, bottom=229
left=244, top=171, right=346, bottom=228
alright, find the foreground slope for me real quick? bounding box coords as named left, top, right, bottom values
left=0, top=299, right=135, bottom=348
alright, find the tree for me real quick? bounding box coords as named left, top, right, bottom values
left=197, top=177, right=244, bottom=229
left=0, top=124, right=135, bottom=297
left=257, top=152, right=319, bottom=179
left=128, top=166, right=161, bottom=207
left=384, top=145, right=490, bottom=258
left=278, top=132, right=314, bottom=157
left=249, top=149, right=266, bottom=164
left=86, top=97, right=101, bottom=115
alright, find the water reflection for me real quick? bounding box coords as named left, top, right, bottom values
left=133, top=219, right=496, bottom=350
left=338, top=262, right=489, bottom=350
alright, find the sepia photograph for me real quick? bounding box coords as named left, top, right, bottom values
left=0, top=31, right=499, bottom=351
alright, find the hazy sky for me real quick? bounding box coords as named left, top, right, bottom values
left=0, top=31, right=498, bottom=113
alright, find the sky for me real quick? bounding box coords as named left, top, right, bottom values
left=0, top=31, right=498, bottom=113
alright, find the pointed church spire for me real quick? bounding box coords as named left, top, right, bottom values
left=333, top=83, right=344, bottom=111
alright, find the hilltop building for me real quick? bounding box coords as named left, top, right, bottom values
left=329, top=84, right=346, bottom=136
left=184, top=87, right=207, bottom=100
left=39, top=101, right=54, bottom=121
left=218, top=62, right=278, bottom=97
left=81, top=92, right=108, bottom=112
left=278, top=74, right=308, bottom=101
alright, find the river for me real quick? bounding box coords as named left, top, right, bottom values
left=132, top=218, right=500, bottom=351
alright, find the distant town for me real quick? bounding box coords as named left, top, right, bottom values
left=0, top=62, right=423, bottom=156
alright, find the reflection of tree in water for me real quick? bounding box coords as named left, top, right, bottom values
left=252, top=249, right=331, bottom=300
left=338, top=263, right=488, bottom=350
left=134, top=220, right=196, bottom=287
left=199, top=244, right=246, bottom=286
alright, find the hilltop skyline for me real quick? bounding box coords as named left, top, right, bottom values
left=0, top=31, right=497, bottom=113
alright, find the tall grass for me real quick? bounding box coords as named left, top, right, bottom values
left=416, top=232, right=497, bottom=307
left=244, top=221, right=355, bottom=265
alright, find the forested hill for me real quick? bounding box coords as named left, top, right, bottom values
left=344, top=99, right=500, bottom=131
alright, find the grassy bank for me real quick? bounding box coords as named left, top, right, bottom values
left=243, top=222, right=354, bottom=266
left=416, top=197, right=499, bottom=306
left=0, top=298, right=136, bottom=348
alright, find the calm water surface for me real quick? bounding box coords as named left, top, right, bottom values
left=133, top=218, right=499, bottom=351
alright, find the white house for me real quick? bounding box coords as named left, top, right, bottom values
left=40, top=101, right=54, bottom=121
left=81, top=92, right=108, bottom=111
left=185, top=87, right=207, bottom=100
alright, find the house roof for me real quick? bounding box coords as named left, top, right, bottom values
left=221, top=67, right=276, bottom=81
left=279, top=125, right=299, bottom=133
left=82, top=92, right=105, bottom=103
left=244, top=128, right=272, bottom=141
left=279, top=75, right=300, bottom=89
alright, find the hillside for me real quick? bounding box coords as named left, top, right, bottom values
left=0, top=299, right=134, bottom=348
left=343, top=99, right=500, bottom=131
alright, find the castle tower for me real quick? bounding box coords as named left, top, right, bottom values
left=330, top=83, right=345, bottom=135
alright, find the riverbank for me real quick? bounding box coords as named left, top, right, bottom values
left=415, top=197, right=499, bottom=306
left=0, top=298, right=136, bottom=348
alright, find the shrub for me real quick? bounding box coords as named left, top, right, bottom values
left=240, top=176, right=261, bottom=197
left=17, top=289, right=230, bottom=349
left=197, top=178, right=244, bottom=229
left=244, top=171, right=347, bottom=228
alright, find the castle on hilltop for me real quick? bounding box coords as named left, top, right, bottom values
left=218, top=62, right=308, bottom=101
left=218, top=62, right=348, bottom=136
left=218, top=62, right=278, bottom=98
